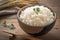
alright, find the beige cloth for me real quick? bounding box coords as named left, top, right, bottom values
left=0, top=6, right=20, bottom=15
left=0, top=0, right=38, bottom=15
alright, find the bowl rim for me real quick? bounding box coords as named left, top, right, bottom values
left=17, top=4, right=57, bottom=27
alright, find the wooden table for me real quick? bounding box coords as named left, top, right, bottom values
left=0, top=0, right=60, bottom=40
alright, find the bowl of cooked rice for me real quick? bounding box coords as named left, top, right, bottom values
left=17, top=4, right=56, bottom=36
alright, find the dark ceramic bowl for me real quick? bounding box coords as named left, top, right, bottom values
left=17, top=4, right=56, bottom=37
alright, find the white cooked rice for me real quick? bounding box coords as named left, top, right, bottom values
left=20, top=5, right=54, bottom=27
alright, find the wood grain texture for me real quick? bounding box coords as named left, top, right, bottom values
left=0, top=0, right=60, bottom=40
left=0, top=19, right=60, bottom=40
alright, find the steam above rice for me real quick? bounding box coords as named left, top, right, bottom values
left=20, top=5, right=54, bottom=27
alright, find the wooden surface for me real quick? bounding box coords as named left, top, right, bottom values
left=0, top=0, right=60, bottom=40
